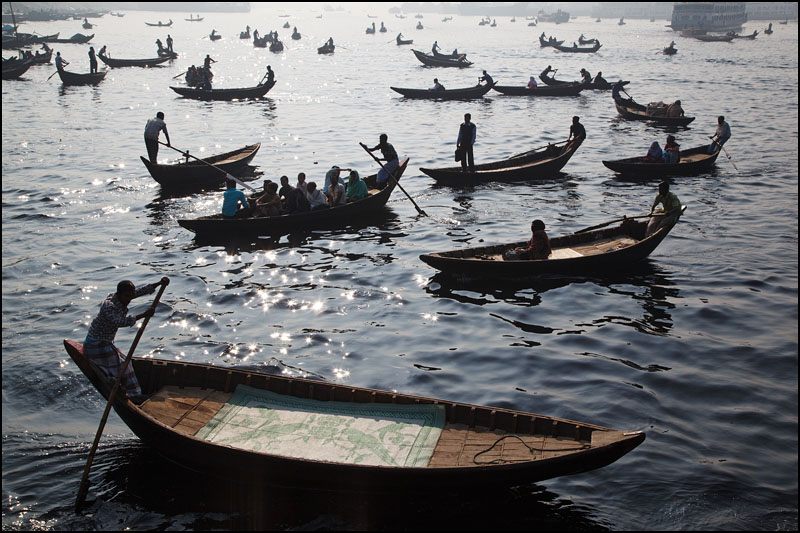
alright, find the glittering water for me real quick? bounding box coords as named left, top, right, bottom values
left=2, top=6, right=797, bottom=531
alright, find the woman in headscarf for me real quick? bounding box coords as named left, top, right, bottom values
left=345, top=170, right=368, bottom=202
left=527, top=76, right=538, bottom=89
left=644, top=141, right=662, bottom=162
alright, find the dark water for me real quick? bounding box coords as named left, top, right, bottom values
left=2, top=6, right=797, bottom=531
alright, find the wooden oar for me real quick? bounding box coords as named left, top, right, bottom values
left=75, top=278, right=169, bottom=513
left=575, top=214, right=652, bottom=234
left=708, top=136, right=738, bottom=171
left=360, top=142, right=427, bottom=217
left=172, top=69, right=188, bottom=79
left=158, top=141, right=256, bottom=192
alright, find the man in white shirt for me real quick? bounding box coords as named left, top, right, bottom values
left=144, top=112, right=171, bottom=163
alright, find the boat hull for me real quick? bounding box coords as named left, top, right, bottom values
left=57, top=68, right=106, bottom=85
left=140, top=143, right=261, bottom=188
left=391, top=83, right=494, bottom=100
left=169, top=80, right=276, bottom=101
left=603, top=145, right=721, bottom=176
left=63, top=337, right=645, bottom=491
left=615, top=99, right=695, bottom=126
left=493, top=84, right=583, bottom=96
left=98, top=54, right=170, bottom=68
left=412, top=49, right=472, bottom=68
left=178, top=158, right=409, bottom=237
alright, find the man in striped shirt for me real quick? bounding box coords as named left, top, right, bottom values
left=84, top=277, right=169, bottom=404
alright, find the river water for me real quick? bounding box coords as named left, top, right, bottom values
left=2, top=5, right=797, bottom=531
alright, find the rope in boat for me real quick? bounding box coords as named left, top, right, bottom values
left=472, top=434, right=590, bottom=465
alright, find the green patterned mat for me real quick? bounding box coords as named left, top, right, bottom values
left=195, top=384, right=445, bottom=467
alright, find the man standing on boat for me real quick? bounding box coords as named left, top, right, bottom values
left=366, top=133, right=399, bottom=187
left=88, top=46, right=97, bottom=73
left=83, top=277, right=169, bottom=404
left=144, top=112, right=170, bottom=163
left=55, top=51, right=69, bottom=71
left=457, top=113, right=476, bottom=172
left=166, top=34, right=173, bottom=52
left=708, top=116, right=731, bottom=153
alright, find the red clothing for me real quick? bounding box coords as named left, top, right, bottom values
left=525, top=230, right=551, bottom=259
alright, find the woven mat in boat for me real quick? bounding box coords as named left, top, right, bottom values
left=195, top=384, right=445, bottom=467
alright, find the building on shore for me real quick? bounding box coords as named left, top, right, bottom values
left=744, top=2, right=797, bottom=20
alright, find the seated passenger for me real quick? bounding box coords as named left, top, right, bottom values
left=644, top=141, right=663, bottom=162
left=430, top=78, right=445, bottom=91
left=255, top=181, right=281, bottom=216
left=328, top=180, right=346, bottom=206
left=666, top=99, right=684, bottom=118
left=527, top=76, right=538, bottom=89
left=662, top=135, right=680, bottom=164
left=306, top=182, right=329, bottom=210
left=345, top=170, right=368, bottom=202
left=506, top=219, right=552, bottom=260
left=221, top=179, right=250, bottom=218
left=593, top=71, right=607, bottom=86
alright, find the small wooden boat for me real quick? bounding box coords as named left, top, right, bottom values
left=291, top=31, right=301, bottom=40
left=145, top=19, right=173, bottom=27
left=419, top=136, right=584, bottom=185
left=396, top=37, right=413, bottom=45
left=82, top=22, right=93, bottom=29
left=270, top=40, right=284, bottom=52
left=186, top=16, right=204, bottom=22
left=210, top=32, right=221, bottom=41
left=63, top=336, right=644, bottom=491
left=618, top=17, right=626, bottom=25
left=416, top=22, right=423, bottom=29
left=419, top=207, right=686, bottom=280
left=239, top=29, right=251, bottom=39
left=170, top=80, right=276, bottom=101
left=663, top=45, right=677, bottom=55
left=140, top=143, right=261, bottom=188
left=253, top=36, right=269, bottom=48
left=694, top=33, right=734, bottom=42
left=728, top=30, right=758, bottom=39
left=615, top=98, right=696, bottom=127
left=412, top=49, right=472, bottom=68
left=539, top=35, right=564, bottom=47
left=578, top=36, right=598, bottom=45
left=179, top=158, right=410, bottom=236
left=2, top=60, right=32, bottom=79
left=391, top=82, right=495, bottom=100
left=317, top=42, right=335, bottom=54
left=492, top=83, right=584, bottom=97
left=49, top=33, right=93, bottom=44
left=97, top=53, right=170, bottom=68
left=283, top=22, right=290, bottom=28
left=57, top=68, right=106, bottom=86
left=602, top=145, right=721, bottom=176
left=552, top=42, right=602, bottom=53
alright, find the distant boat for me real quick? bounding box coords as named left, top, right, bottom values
left=618, top=17, right=625, bottom=25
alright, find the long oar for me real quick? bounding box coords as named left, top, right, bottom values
left=575, top=214, right=652, bottom=234
left=75, top=278, right=169, bottom=513
left=359, top=142, right=427, bottom=216
left=159, top=141, right=256, bottom=191
left=172, top=69, right=188, bottom=79
left=708, top=136, right=738, bottom=171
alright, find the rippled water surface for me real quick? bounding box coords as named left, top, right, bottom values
left=2, top=5, right=798, bottom=531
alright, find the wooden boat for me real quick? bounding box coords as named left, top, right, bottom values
left=539, top=35, right=564, bottom=47
left=185, top=16, right=204, bottom=22
left=57, top=68, right=106, bottom=85
left=2, top=59, right=32, bottom=79
left=492, top=83, right=584, bottom=96
left=419, top=207, right=686, bottom=280
left=145, top=19, right=173, bottom=27
left=614, top=98, right=696, bottom=127
left=140, top=143, right=261, bottom=188
left=391, top=82, right=495, bottom=100
left=63, top=337, right=644, bottom=491
left=270, top=40, right=284, bottom=52
left=602, top=145, right=721, bottom=176
left=412, top=49, right=472, bottom=68
left=291, top=31, right=301, bottom=40
left=49, top=33, right=93, bottom=44
left=210, top=32, right=221, bottom=41
left=239, top=30, right=251, bottom=39
left=253, top=36, right=269, bottom=48
left=396, top=37, right=413, bottom=45
left=158, top=49, right=178, bottom=59
left=178, top=158, right=410, bottom=236
left=578, top=36, right=597, bottom=45
left=317, top=42, right=335, bottom=54
left=170, top=80, right=276, bottom=101
left=419, top=136, right=584, bottom=185
left=694, top=34, right=734, bottom=42
left=82, top=22, right=93, bottom=29
left=728, top=30, right=758, bottom=39
left=552, top=42, right=602, bottom=53
left=663, top=45, right=677, bottom=55
left=539, top=74, right=629, bottom=91
left=618, top=17, right=625, bottom=25
left=97, top=54, right=170, bottom=68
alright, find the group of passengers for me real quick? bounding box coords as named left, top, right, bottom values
left=222, top=167, right=370, bottom=219
left=642, top=116, right=731, bottom=164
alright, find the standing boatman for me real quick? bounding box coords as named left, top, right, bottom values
left=88, top=46, right=97, bottom=73
left=144, top=112, right=171, bottom=163
left=457, top=113, right=476, bottom=173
